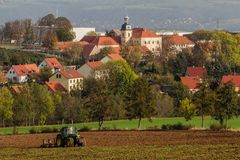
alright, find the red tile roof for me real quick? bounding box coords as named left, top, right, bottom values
left=59, top=68, right=82, bottom=79
left=45, top=82, right=67, bottom=93
left=107, top=54, right=124, bottom=61
left=44, top=58, right=63, bottom=70
left=186, top=67, right=207, bottom=78
left=168, top=35, right=194, bottom=45
left=222, top=76, right=240, bottom=87
left=181, top=77, right=201, bottom=90
left=82, top=44, right=96, bottom=58
left=80, top=36, right=98, bottom=43
left=57, top=41, right=86, bottom=50
left=132, top=28, right=160, bottom=38
left=86, top=61, right=104, bottom=70
left=12, top=64, right=39, bottom=76
left=91, top=36, right=119, bottom=46
left=124, top=45, right=150, bottom=55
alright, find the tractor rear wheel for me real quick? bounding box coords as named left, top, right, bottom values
left=56, top=134, right=62, bottom=147
left=66, top=137, right=75, bottom=147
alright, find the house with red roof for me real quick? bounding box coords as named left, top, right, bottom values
left=181, top=76, right=201, bottom=92
left=186, top=66, right=207, bottom=78
left=45, top=82, right=67, bottom=93
left=6, top=64, right=39, bottom=83
left=78, top=61, right=107, bottom=79
left=119, top=16, right=162, bottom=54
left=38, top=57, right=63, bottom=74
left=165, top=35, right=194, bottom=53
left=221, top=76, right=240, bottom=92
left=56, top=41, right=86, bottom=51
left=80, top=36, right=120, bottom=59
left=101, top=54, right=124, bottom=63
left=49, top=68, right=83, bottom=92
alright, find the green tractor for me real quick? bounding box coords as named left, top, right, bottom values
left=41, top=126, right=86, bottom=148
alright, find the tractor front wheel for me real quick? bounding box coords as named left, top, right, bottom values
left=56, top=134, right=62, bottom=147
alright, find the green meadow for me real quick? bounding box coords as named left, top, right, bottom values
left=0, top=116, right=239, bottom=135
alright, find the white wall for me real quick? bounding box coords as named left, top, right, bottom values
left=73, top=27, right=96, bottom=42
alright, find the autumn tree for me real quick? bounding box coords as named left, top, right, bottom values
left=64, top=44, right=83, bottom=62
left=30, top=83, right=54, bottom=125
left=106, top=60, right=138, bottom=96
left=180, top=98, right=197, bottom=121
left=83, top=78, right=116, bottom=129
left=212, top=82, right=239, bottom=127
left=121, top=44, right=142, bottom=69
left=126, top=77, right=157, bottom=129
left=193, top=80, right=216, bottom=128
left=38, top=14, right=56, bottom=26
left=42, top=32, right=58, bottom=49
left=0, top=87, right=13, bottom=127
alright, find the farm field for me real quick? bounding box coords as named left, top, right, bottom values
left=0, top=130, right=240, bottom=159
left=0, top=116, right=240, bottom=135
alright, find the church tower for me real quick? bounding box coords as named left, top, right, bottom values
left=120, top=16, right=132, bottom=44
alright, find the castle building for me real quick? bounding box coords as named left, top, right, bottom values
left=120, top=16, right=162, bottom=55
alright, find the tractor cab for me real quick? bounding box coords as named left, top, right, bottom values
left=61, top=127, right=78, bottom=138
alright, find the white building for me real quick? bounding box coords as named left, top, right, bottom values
left=6, top=64, right=39, bottom=83
left=120, top=16, right=162, bottom=54
left=73, top=27, right=96, bottom=42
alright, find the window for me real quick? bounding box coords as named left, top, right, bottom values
left=144, top=41, right=147, bottom=44
left=148, top=41, right=150, bottom=44
left=70, top=80, right=72, bottom=83
left=73, top=79, right=75, bottom=83
left=10, top=71, right=12, bottom=74
left=56, top=74, right=60, bottom=78
left=157, top=41, right=159, bottom=44
left=152, top=41, right=154, bottom=44
left=128, top=33, right=131, bottom=37
left=152, top=48, right=155, bottom=51
left=122, top=33, right=125, bottom=37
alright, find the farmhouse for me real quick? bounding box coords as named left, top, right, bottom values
left=38, top=57, right=63, bottom=74
left=49, top=68, right=83, bottom=92
left=6, top=64, right=39, bottom=83
left=78, top=61, right=107, bottom=79
left=164, top=34, right=194, bottom=53
left=221, top=76, right=240, bottom=92
left=181, top=76, right=201, bottom=92
left=186, top=66, right=207, bottom=78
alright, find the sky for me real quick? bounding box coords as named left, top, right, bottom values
left=1, top=0, right=240, bottom=31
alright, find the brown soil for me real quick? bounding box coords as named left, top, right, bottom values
left=0, top=130, right=240, bottom=148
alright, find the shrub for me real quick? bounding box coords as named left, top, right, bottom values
left=52, top=128, right=59, bottom=133
left=161, top=123, right=192, bottom=130
left=146, top=125, right=161, bottom=131
left=29, top=128, right=38, bottom=134
left=209, top=123, right=227, bottom=131
left=79, top=126, right=91, bottom=132
left=41, top=127, right=53, bottom=133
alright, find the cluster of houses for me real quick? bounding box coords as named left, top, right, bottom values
left=4, top=16, right=238, bottom=94
left=181, top=66, right=240, bottom=93
left=5, top=53, right=123, bottom=93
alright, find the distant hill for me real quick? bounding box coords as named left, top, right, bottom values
left=1, top=0, right=240, bottom=31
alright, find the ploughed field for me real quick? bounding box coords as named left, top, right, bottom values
left=1, top=131, right=240, bottom=160
left=0, top=130, right=240, bottom=148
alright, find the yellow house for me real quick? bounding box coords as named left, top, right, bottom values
left=49, top=68, right=83, bottom=92
left=78, top=61, right=108, bottom=79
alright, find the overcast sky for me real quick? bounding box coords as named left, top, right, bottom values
left=1, top=0, right=240, bottom=31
